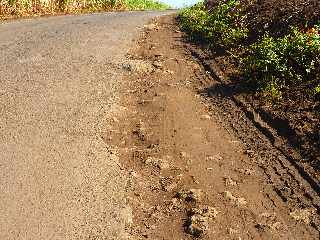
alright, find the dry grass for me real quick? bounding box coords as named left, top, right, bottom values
left=0, top=0, right=169, bottom=19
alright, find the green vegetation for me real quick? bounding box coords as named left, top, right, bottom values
left=178, top=1, right=320, bottom=100
left=179, top=0, right=248, bottom=48
left=0, top=0, right=169, bottom=19
left=124, top=0, right=169, bottom=10
left=244, top=27, right=320, bottom=98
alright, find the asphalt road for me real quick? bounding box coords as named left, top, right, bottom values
left=0, top=11, right=170, bottom=240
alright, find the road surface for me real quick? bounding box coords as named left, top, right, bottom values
left=0, top=11, right=170, bottom=240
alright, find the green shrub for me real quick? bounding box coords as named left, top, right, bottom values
left=243, top=26, right=320, bottom=94
left=124, top=0, right=169, bottom=10
left=262, top=80, right=282, bottom=102
left=179, top=0, right=248, bottom=48
left=179, top=1, right=320, bottom=104
left=179, top=3, right=210, bottom=40
left=315, top=85, right=320, bottom=95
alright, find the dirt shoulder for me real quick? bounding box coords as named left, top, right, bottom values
left=106, top=15, right=320, bottom=239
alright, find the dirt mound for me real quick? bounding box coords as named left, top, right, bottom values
left=206, top=0, right=320, bottom=38
left=245, top=0, right=320, bottom=38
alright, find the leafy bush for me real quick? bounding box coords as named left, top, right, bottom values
left=179, top=3, right=211, bottom=40
left=243, top=26, right=320, bottom=94
left=179, top=1, right=320, bottom=102
left=179, top=0, right=248, bottom=48
left=124, top=0, right=169, bottom=10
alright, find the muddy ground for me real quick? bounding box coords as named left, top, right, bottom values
left=104, top=15, right=320, bottom=239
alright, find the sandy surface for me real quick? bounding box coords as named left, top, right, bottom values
left=0, top=11, right=171, bottom=240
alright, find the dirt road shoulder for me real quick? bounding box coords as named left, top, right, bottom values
left=105, top=15, right=320, bottom=239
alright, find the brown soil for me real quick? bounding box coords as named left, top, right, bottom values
left=199, top=0, right=320, bottom=185
left=244, top=0, right=320, bottom=38
left=105, top=15, right=320, bottom=239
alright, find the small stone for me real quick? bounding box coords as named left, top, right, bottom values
left=144, top=23, right=158, bottom=31
left=186, top=205, right=218, bottom=237
left=206, top=154, right=223, bottom=162
left=191, top=205, right=219, bottom=219
left=122, top=60, right=154, bottom=74
left=158, top=159, right=170, bottom=170
left=153, top=61, right=163, bottom=69
left=144, top=156, right=170, bottom=170
left=190, top=189, right=203, bottom=201
left=224, top=177, right=237, bottom=186
left=224, top=191, right=247, bottom=206
left=187, top=214, right=208, bottom=237
left=237, top=197, right=247, bottom=205
left=144, top=157, right=156, bottom=165
left=186, top=159, right=193, bottom=165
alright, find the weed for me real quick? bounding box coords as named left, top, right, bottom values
left=315, top=85, right=320, bottom=95
left=179, top=1, right=320, bottom=103
left=262, top=80, right=282, bottom=102
left=179, top=1, right=248, bottom=49
left=243, top=26, right=320, bottom=95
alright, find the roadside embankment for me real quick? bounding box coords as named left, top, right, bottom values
left=179, top=0, right=320, bottom=183
left=109, top=15, right=320, bottom=239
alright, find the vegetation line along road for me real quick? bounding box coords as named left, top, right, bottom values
left=179, top=0, right=320, bottom=181
left=0, top=0, right=170, bottom=19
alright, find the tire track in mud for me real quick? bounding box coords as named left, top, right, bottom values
left=186, top=47, right=320, bottom=230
